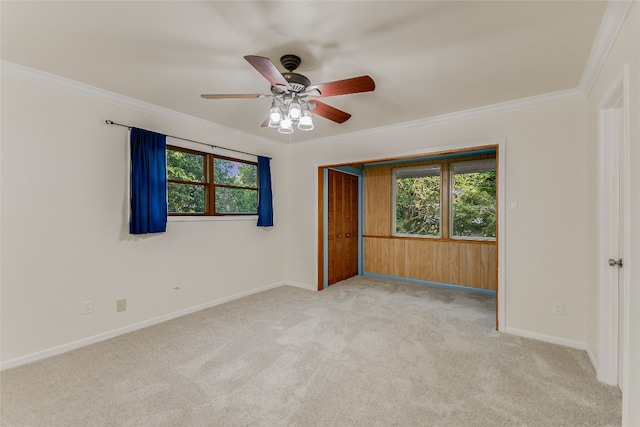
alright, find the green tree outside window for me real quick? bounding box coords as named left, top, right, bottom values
left=451, top=168, right=496, bottom=238
left=395, top=166, right=441, bottom=236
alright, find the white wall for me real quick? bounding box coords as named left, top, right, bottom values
left=0, top=74, right=288, bottom=365
left=284, top=99, right=589, bottom=345
left=585, top=3, right=639, bottom=425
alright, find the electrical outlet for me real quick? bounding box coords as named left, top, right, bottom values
left=82, top=300, right=93, bottom=314
left=116, top=298, right=126, bottom=312
left=552, top=301, right=564, bottom=315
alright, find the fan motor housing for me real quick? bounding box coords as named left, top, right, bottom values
left=271, top=54, right=310, bottom=93
left=282, top=72, right=310, bottom=92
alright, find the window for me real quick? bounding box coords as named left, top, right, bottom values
left=393, top=165, right=441, bottom=237
left=450, top=159, right=496, bottom=240
left=166, top=146, right=258, bottom=215
left=391, top=157, right=496, bottom=241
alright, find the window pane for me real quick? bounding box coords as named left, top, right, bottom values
left=452, top=162, right=496, bottom=239
left=168, top=182, right=205, bottom=213
left=167, top=149, right=204, bottom=182
left=395, top=166, right=441, bottom=236
left=215, top=187, right=258, bottom=214
left=214, top=158, right=257, bottom=188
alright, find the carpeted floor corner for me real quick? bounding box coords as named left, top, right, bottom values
left=0, top=276, right=621, bottom=426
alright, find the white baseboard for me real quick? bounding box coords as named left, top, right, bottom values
left=284, top=281, right=317, bottom=291
left=585, top=344, right=598, bottom=374
left=0, top=281, right=290, bottom=371
left=504, top=327, right=586, bottom=350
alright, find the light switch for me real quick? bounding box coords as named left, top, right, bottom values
left=508, top=201, right=518, bottom=212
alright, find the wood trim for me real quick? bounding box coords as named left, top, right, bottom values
left=319, top=145, right=499, bottom=169
left=211, top=153, right=258, bottom=167
left=214, top=183, right=259, bottom=191
left=363, top=234, right=496, bottom=245
left=167, top=179, right=207, bottom=186
left=167, top=144, right=206, bottom=157
left=207, top=154, right=215, bottom=215
left=317, top=167, right=325, bottom=291
left=495, top=145, right=500, bottom=330
left=441, top=162, right=450, bottom=239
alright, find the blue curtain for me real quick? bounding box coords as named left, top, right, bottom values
left=129, top=128, right=167, bottom=234
left=257, top=156, right=273, bottom=227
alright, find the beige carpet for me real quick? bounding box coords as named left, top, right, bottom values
left=0, top=276, right=621, bottom=426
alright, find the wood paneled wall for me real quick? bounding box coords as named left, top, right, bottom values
left=364, top=165, right=392, bottom=236
left=364, top=237, right=497, bottom=291
left=363, top=153, right=497, bottom=291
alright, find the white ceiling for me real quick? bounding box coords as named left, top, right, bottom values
left=1, top=1, right=609, bottom=144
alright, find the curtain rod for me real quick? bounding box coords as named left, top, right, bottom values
left=105, top=120, right=270, bottom=159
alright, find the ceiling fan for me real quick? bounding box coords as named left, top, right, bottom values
left=201, top=54, right=375, bottom=133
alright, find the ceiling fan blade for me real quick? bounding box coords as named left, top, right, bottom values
left=311, top=100, right=352, bottom=124
left=201, top=94, right=268, bottom=99
left=244, top=55, right=292, bottom=90
left=307, top=75, right=375, bottom=97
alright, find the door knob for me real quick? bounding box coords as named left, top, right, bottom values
left=608, top=258, right=623, bottom=267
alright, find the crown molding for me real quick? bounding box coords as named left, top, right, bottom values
left=289, top=87, right=584, bottom=150
left=0, top=60, right=283, bottom=149
left=579, top=0, right=634, bottom=96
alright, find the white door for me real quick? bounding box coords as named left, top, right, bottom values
left=597, top=66, right=629, bottom=389
left=613, top=102, right=625, bottom=391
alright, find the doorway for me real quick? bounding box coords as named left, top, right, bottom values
left=317, top=140, right=506, bottom=331
left=597, top=65, right=630, bottom=390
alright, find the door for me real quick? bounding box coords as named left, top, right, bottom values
left=614, top=101, right=625, bottom=391
left=328, top=170, right=359, bottom=285
left=597, top=67, right=629, bottom=389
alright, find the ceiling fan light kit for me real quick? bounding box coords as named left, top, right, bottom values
left=298, top=104, right=314, bottom=131
left=268, top=100, right=281, bottom=128
left=267, top=95, right=314, bottom=132
left=201, top=54, right=375, bottom=135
